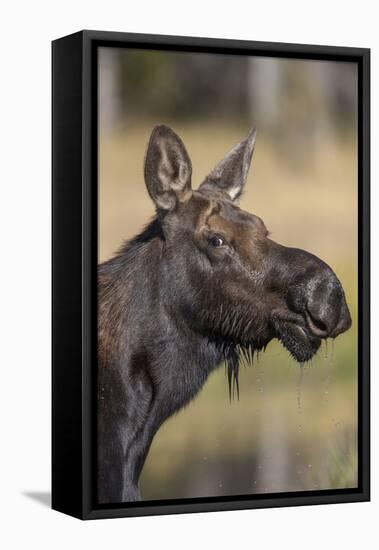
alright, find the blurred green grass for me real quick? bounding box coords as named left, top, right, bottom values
left=99, top=122, right=358, bottom=499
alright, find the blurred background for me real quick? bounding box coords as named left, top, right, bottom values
left=98, top=47, right=358, bottom=500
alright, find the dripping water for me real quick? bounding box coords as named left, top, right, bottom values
left=323, top=338, right=334, bottom=403
left=296, top=363, right=305, bottom=437
left=297, top=362, right=305, bottom=411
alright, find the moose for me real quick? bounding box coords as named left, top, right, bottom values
left=98, top=125, right=351, bottom=503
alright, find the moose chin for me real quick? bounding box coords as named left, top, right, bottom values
left=97, top=125, right=352, bottom=504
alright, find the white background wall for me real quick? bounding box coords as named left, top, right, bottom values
left=0, top=1, right=376, bottom=548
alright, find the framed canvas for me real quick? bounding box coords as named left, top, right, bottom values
left=52, top=30, right=370, bottom=520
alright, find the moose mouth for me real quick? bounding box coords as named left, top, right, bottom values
left=273, top=319, right=322, bottom=363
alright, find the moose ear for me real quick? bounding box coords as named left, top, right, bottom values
left=199, top=128, right=257, bottom=202
left=144, top=125, right=192, bottom=212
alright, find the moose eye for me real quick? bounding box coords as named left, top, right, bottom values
left=209, top=235, right=225, bottom=248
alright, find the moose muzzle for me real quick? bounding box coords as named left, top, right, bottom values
left=269, top=243, right=352, bottom=362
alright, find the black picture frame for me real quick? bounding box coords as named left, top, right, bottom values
left=52, top=30, right=370, bottom=520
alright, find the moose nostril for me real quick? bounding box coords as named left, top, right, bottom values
left=305, top=308, right=330, bottom=338
left=309, top=313, right=327, bottom=333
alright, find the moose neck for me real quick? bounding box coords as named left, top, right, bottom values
left=99, top=218, right=226, bottom=419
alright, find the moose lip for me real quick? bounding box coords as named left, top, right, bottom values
left=274, top=319, right=322, bottom=363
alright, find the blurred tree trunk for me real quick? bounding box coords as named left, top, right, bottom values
left=99, top=48, right=123, bottom=133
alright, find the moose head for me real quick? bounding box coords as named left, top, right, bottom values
left=144, top=125, right=352, bottom=386
left=98, top=124, right=353, bottom=503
